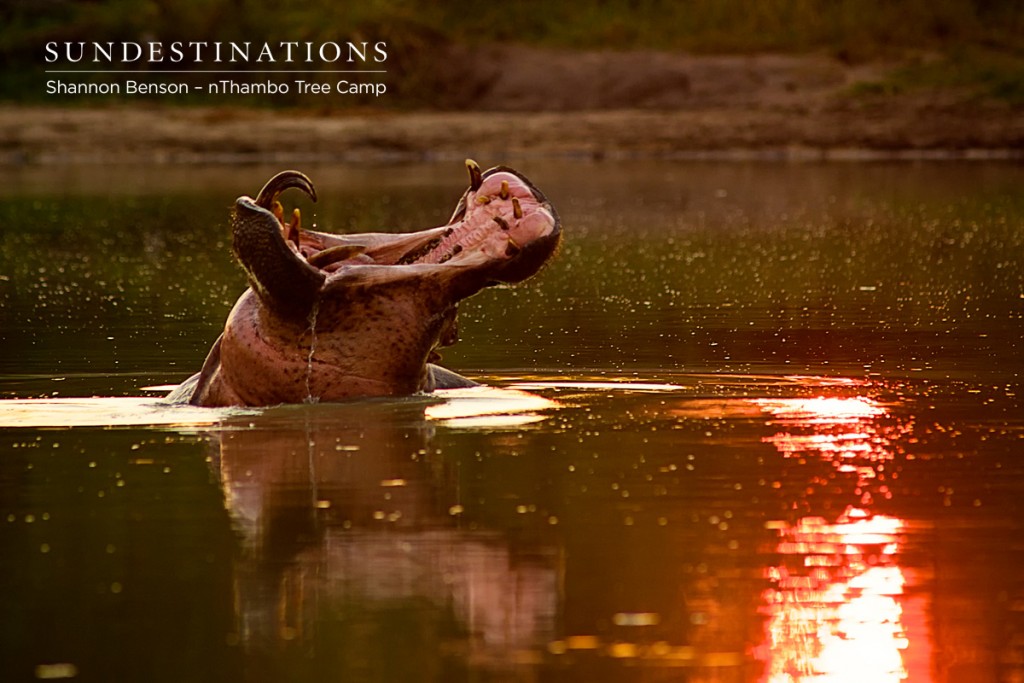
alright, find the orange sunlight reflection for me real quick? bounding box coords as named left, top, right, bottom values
left=754, top=395, right=930, bottom=683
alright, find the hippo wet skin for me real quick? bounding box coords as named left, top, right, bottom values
left=168, top=161, right=561, bottom=407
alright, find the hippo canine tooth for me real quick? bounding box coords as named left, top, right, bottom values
left=499, top=180, right=510, bottom=200
left=465, top=159, right=483, bottom=191
left=512, top=197, right=523, bottom=219
left=255, top=169, right=317, bottom=208
left=493, top=216, right=510, bottom=231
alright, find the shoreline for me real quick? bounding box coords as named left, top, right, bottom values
left=2, top=102, right=1021, bottom=166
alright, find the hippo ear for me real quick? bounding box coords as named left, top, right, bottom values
left=231, top=197, right=325, bottom=322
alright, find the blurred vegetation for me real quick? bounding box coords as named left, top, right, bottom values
left=850, top=47, right=1024, bottom=102
left=2, top=0, right=1022, bottom=104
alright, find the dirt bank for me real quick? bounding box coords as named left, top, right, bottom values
left=3, top=49, right=1021, bottom=163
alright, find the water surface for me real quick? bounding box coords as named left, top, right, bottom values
left=1, top=160, right=1022, bottom=682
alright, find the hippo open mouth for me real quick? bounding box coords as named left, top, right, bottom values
left=170, top=161, right=561, bottom=407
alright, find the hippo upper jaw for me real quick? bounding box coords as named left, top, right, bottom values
left=181, top=163, right=560, bottom=407
left=302, top=165, right=560, bottom=301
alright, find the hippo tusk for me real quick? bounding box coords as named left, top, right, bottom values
left=232, top=176, right=325, bottom=323
left=465, top=159, right=483, bottom=191
left=255, top=170, right=318, bottom=208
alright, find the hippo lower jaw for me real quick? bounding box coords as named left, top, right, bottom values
left=175, top=161, right=561, bottom=407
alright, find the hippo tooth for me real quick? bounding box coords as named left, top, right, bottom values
left=493, top=216, right=510, bottom=231
left=397, top=236, right=442, bottom=265
left=465, top=159, right=483, bottom=191
left=287, top=208, right=302, bottom=250
left=476, top=195, right=492, bottom=205
left=512, top=197, right=523, bottom=219
left=499, top=180, right=510, bottom=200
left=437, top=244, right=464, bottom=264
left=505, top=239, right=522, bottom=257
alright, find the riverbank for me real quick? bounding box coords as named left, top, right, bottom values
left=4, top=102, right=1020, bottom=165
left=3, top=51, right=1021, bottom=164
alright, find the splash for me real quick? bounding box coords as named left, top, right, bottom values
left=425, top=386, right=557, bottom=428
left=0, top=397, right=247, bottom=429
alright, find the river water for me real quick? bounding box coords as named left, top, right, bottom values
left=1, top=160, right=1022, bottom=682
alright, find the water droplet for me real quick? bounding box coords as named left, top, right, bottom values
left=34, top=663, right=78, bottom=680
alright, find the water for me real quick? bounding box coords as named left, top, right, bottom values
left=1, top=160, right=1022, bottom=682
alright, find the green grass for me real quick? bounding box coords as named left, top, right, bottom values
left=898, top=49, right=1024, bottom=102
left=846, top=47, right=1024, bottom=103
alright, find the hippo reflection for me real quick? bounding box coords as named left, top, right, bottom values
left=214, top=405, right=558, bottom=678
left=170, top=161, right=561, bottom=407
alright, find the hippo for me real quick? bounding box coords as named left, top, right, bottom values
left=168, top=161, right=561, bottom=407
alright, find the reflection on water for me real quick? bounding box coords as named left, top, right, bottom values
left=755, top=395, right=927, bottom=683
left=762, top=513, right=920, bottom=683
left=3, top=370, right=1024, bottom=681
left=216, top=405, right=560, bottom=680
